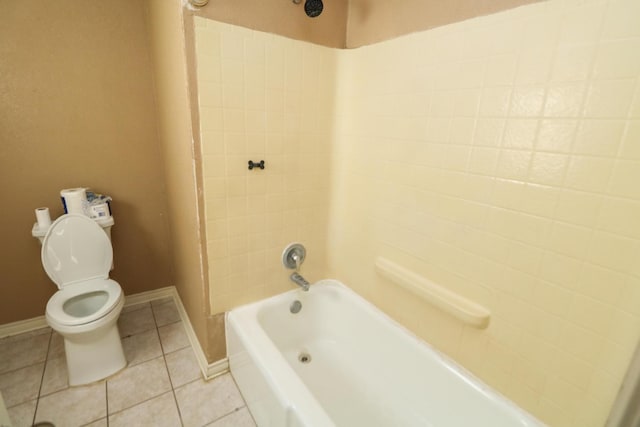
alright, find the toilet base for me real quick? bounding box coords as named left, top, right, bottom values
left=63, top=322, right=127, bottom=386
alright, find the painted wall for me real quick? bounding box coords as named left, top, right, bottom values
left=194, top=19, right=336, bottom=314
left=346, top=0, right=542, bottom=47
left=143, top=0, right=213, bottom=360
left=331, top=0, right=640, bottom=425
left=0, top=1, right=173, bottom=324
left=191, top=0, right=348, bottom=48
left=187, top=0, right=540, bottom=49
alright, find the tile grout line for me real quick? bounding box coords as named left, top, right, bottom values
left=31, top=328, right=54, bottom=426
left=0, top=360, right=51, bottom=381
left=105, top=377, right=110, bottom=427
left=229, top=374, right=257, bottom=426
left=0, top=329, right=52, bottom=380
left=109, top=301, right=164, bottom=423
left=108, top=299, right=191, bottom=421
left=202, top=407, right=249, bottom=427
left=150, top=299, right=186, bottom=427
left=104, top=382, right=177, bottom=419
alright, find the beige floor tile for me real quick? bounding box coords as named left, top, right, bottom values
left=118, top=305, right=156, bottom=337
left=206, top=407, right=256, bottom=427
left=152, top=300, right=181, bottom=327
left=1, top=297, right=249, bottom=427
left=109, top=391, right=181, bottom=427
left=121, top=329, right=162, bottom=367
left=151, top=297, right=173, bottom=307
left=0, top=363, right=44, bottom=407
left=107, top=357, right=171, bottom=413
left=158, top=322, right=189, bottom=354
left=121, top=302, right=150, bottom=314
left=40, top=355, right=68, bottom=396
left=175, top=374, right=245, bottom=427
left=34, top=381, right=106, bottom=426
left=165, top=347, right=201, bottom=388
left=48, top=332, right=65, bottom=357
left=83, top=418, right=108, bottom=426
left=6, top=399, right=36, bottom=427
left=0, top=331, right=49, bottom=374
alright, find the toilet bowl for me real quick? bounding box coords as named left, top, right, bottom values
left=41, top=214, right=126, bottom=386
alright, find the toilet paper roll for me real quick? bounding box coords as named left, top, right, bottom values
left=35, top=207, right=52, bottom=230
left=60, top=188, right=88, bottom=215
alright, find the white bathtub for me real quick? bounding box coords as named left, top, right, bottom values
left=226, top=280, right=544, bottom=427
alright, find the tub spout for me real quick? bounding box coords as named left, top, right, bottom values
left=290, top=272, right=310, bottom=291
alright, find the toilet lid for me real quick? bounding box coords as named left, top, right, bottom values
left=42, top=214, right=113, bottom=289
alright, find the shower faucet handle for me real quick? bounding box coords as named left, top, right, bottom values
left=282, top=243, right=306, bottom=271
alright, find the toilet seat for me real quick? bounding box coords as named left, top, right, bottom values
left=41, top=214, right=113, bottom=289
left=46, top=278, right=122, bottom=327
left=42, top=214, right=121, bottom=327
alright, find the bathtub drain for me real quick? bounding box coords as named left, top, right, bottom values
left=290, top=300, right=302, bottom=314
left=298, top=352, right=311, bottom=364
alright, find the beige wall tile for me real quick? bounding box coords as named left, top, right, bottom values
left=196, top=22, right=333, bottom=316
left=195, top=0, right=640, bottom=424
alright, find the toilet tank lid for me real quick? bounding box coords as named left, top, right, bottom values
left=41, top=214, right=113, bottom=289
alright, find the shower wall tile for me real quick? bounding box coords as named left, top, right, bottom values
left=195, top=19, right=333, bottom=314
left=329, top=0, right=640, bottom=426
left=195, top=1, right=640, bottom=425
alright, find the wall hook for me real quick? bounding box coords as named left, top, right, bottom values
left=248, top=160, right=265, bottom=170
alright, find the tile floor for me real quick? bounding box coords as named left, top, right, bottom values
left=0, top=297, right=256, bottom=427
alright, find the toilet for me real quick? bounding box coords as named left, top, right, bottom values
left=41, top=214, right=126, bottom=386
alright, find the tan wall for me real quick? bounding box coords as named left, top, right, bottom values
left=143, top=0, right=213, bottom=359
left=0, top=1, right=172, bottom=324
left=187, top=0, right=540, bottom=49
left=346, top=0, right=542, bottom=47
left=331, top=0, right=640, bottom=425
left=190, top=0, right=348, bottom=48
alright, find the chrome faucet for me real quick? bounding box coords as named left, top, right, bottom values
left=291, top=253, right=302, bottom=271
left=283, top=243, right=311, bottom=291
left=290, top=272, right=310, bottom=291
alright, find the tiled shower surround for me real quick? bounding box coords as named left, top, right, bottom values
left=195, top=0, right=640, bottom=425
left=195, top=19, right=336, bottom=314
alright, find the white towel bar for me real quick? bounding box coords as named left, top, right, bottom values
left=375, top=257, right=491, bottom=329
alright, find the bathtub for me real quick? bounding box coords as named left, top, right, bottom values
left=226, top=280, right=544, bottom=427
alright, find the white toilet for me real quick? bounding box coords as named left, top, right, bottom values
left=41, top=214, right=126, bottom=386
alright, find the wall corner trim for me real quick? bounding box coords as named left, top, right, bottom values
left=171, top=287, right=229, bottom=379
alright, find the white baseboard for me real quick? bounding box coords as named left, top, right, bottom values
left=0, top=315, right=48, bottom=339
left=0, top=287, right=176, bottom=339
left=0, top=286, right=230, bottom=380
left=124, top=286, right=175, bottom=307
left=170, top=287, right=229, bottom=379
